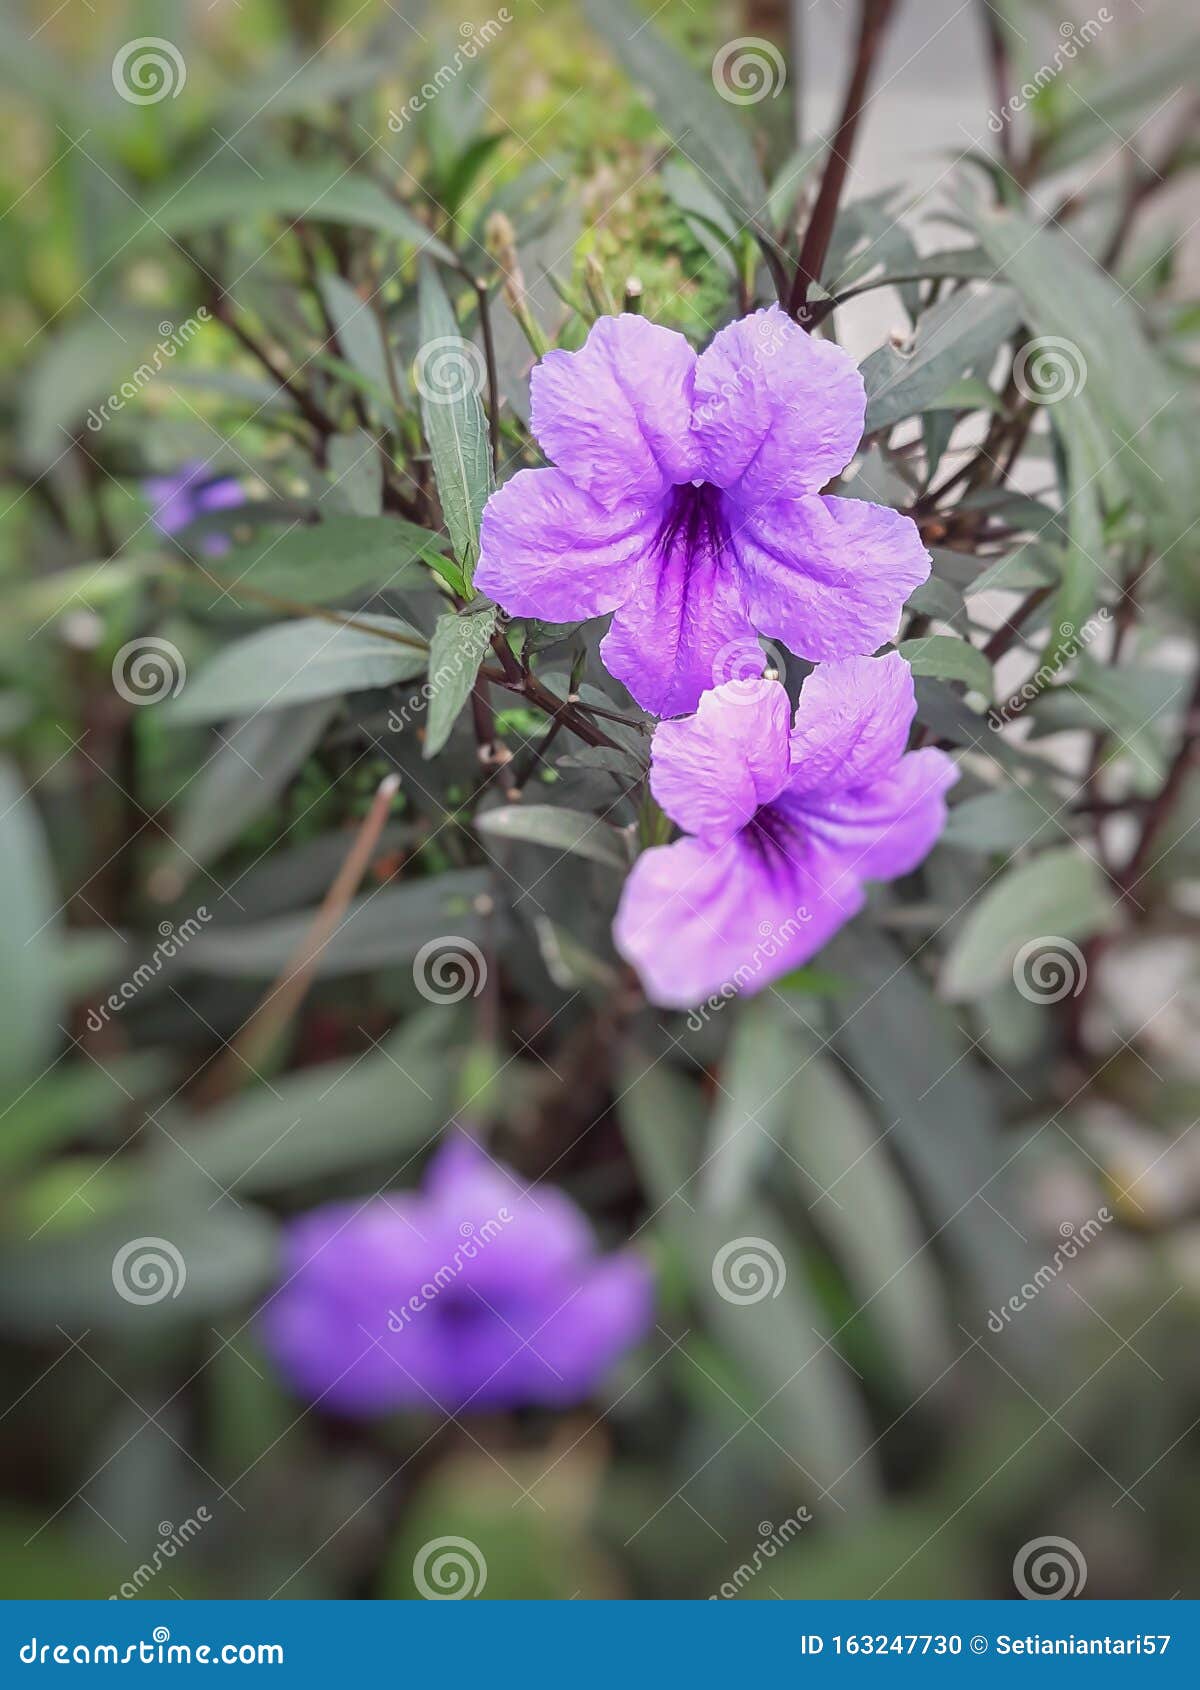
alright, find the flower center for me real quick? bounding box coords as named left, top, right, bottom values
left=655, top=481, right=730, bottom=565
left=745, top=803, right=803, bottom=881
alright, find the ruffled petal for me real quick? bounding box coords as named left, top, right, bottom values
left=600, top=525, right=759, bottom=718
left=692, top=305, right=864, bottom=503
left=649, top=677, right=792, bottom=844
left=613, top=833, right=863, bottom=1009
left=731, top=493, right=930, bottom=662
left=797, top=747, right=959, bottom=880
left=530, top=315, right=699, bottom=505
left=786, top=652, right=918, bottom=795
left=475, top=467, right=653, bottom=622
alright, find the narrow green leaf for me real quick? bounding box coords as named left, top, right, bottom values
left=862, top=289, right=1021, bottom=433
left=941, top=844, right=1117, bottom=1000
left=0, top=761, right=59, bottom=1096
left=899, top=633, right=993, bottom=699
left=416, top=261, right=493, bottom=582
left=164, top=615, right=427, bottom=723
left=475, top=804, right=631, bottom=869
left=423, top=607, right=498, bottom=759
left=201, top=515, right=441, bottom=605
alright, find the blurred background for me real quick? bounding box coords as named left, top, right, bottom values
left=1, top=0, right=1199, bottom=1601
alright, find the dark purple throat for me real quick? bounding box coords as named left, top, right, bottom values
left=655, top=481, right=730, bottom=565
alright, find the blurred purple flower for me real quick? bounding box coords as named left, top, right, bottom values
left=474, top=306, right=930, bottom=716
left=261, top=1135, right=653, bottom=1417
left=143, top=461, right=242, bottom=556
left=613, top=654, right=958, bottom=1007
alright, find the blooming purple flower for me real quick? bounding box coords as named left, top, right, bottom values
left=144, top=461, right=242, bottom=556
left=613, top=654, right=958, bottom=1007
left=474, top=306, right=930, bottom=716
left=261, top=1135, right=653, bottom=1417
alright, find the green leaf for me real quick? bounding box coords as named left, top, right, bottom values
left=423, top=607, right=498, bottom=759
left=899, top=633, right=993, bottom=699
left=318, top=275, right=395, bottom=404
left=0, top=1197, right=277, bottom=1339
left=699, top=1000, right=805, bottom=1211
left=940, top=788, right=1058, bottom=852
left=120, top=166, right=453, bottom=262
left=201, top=515, right=441, bottom=605
left=416, top=261, right=492, bottom=582
left=961, top=189, right=1197, bottom=552
left=861, top=289, right=1021, bottom=433
left=166, top=700, right=335, bottom=872
left=786, top=1036, right=952, bottom=1394
left=327, top=431, right=383, bottom=516
left=582, top=0, right=776, bottom=257
left=180, top=870, right=490, bottom=980
left=158, top=1014, right=453, bottom=1196
left=941, top=844, right=1117, bottom=1001
left=475, top=804, right=631, bottom=869
left=826, top=926, right=1047, bottom=1373
left=0, top=761, right=59, bottom=1097
left=164, top=614, right=427, bottom=723
left=20, top=309, right=162, bottom=468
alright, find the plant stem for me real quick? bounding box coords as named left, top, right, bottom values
left=788, top=0, right=898, bottom=325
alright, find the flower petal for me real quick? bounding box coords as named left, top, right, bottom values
left=649, top=677, right=792, bottom=844
left=475, top=467, right=653, bottom=622
left=692, top=305, right=864, bottom=503
left=613, top=833, right=862, bottom=1009
left=797, top=747, right=959, bottom=880
left=600, top=527, right=759, bottom=718
left=786, top=652, right=919, bottom=795
left=732, top=493, right=930, bottom=662
left=530, top=315, right=699, bottom=505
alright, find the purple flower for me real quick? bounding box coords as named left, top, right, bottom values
left=261, top=1135, right=653, bottom=1417
left=613, top=654, right=958, bottom=1007
left=144, top=461, right=242, bottom=556
left=474, top=307, right=930, bottom=716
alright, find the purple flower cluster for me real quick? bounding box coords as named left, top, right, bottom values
left=144, top=461, right=242, bottom=556
left=263, top=1136, right=652, bottom=1417
left=475, top=306, right=929, bottom=716
left=614, top=656, right=957, bottom=1007
left=268, top=305, right=958, bottom=1416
